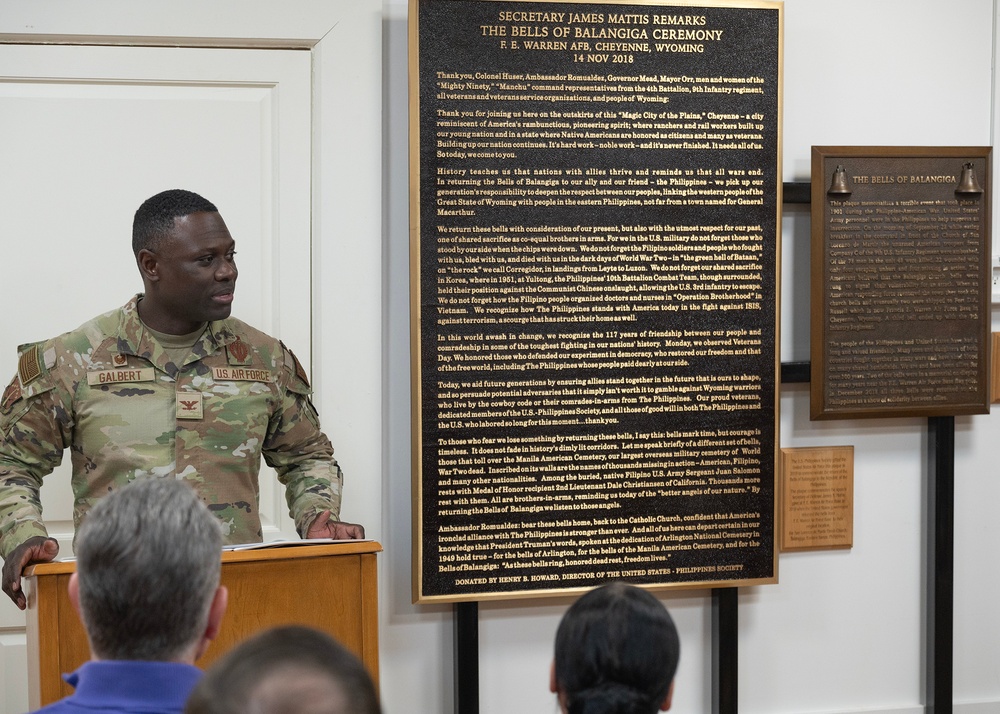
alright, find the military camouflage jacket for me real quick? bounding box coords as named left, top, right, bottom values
left=0, top=295, right=343, bottom=559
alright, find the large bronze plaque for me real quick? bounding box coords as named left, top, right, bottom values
left=811, top=147, right=992, bottom=420
left=412, top=0, right=782, bottom=602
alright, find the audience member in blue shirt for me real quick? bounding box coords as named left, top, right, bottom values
left=32, top=478, right=228, bottom=714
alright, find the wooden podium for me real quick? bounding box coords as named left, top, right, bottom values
left=24, top=540, right=381, bottom=709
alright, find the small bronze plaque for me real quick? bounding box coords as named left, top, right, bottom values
left=780, top=446, right=853, bottom=552
left=811, top=147, right=992, bottom=420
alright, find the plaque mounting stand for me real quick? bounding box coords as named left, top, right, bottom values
left=449, top=183, right=955, bottom=714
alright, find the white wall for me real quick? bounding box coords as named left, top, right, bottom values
left=379, top=1, right=1000, bottom=714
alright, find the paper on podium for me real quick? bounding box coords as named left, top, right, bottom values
left=223, top=537, right=373, bottom=551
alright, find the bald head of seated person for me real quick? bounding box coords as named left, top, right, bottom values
left=185, top=625, right=381, bottom=714
left=31, top=478, right=228, bottom=714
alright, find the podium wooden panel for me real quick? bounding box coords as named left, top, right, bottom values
left=24, top=541, right=381, bottom=709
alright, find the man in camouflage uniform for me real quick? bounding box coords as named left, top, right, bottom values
left=0, top=189, right=363, bottom=609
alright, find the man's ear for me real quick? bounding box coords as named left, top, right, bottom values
left=549, top=660, right=557, bottom=693
left=659, top=680, right=675, bottom=711
left=136, top=248, right=160, bottom=283
left=206, top=585, right=228, bottom=641
left=193, top=585, right=229, bottom=661
left=67, top=572, right=81, bottom=616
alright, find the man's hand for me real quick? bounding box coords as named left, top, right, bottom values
left=2, top=536, right=59, bottom=610
left=306, top=510, right=365, bottom=540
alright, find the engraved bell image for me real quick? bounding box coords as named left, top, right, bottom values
left=955, top=162, right=983, bottom=195
left=827, top=165, right=852, bottom=196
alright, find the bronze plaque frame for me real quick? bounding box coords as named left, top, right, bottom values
left=810, top=146, right=992, bottom=420
left=411, top=0, right=783, bottom=603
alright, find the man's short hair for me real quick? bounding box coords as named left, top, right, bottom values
left=75, top=478, right=222, bottom=661
left=132, top=189, right=218, bottom=255
left=185, top=626, right=381, bottom=714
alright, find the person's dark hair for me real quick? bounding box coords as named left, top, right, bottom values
left=132, top=189, right=218, bottom=255
left=554, top=582, right=681, bottom=714
left=184, top=625, right=381, bottom=714
left=75, top=478, right=222, bottom=661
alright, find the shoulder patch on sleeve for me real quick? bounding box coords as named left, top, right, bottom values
left=1, top=377, right=22, bottom=414
left=281, top=341, right=311, bottom=388
left=17, top=344, right=42, bottom=385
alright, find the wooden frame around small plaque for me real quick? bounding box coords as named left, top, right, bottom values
left=780, top=446, right=853, bottom=552
left=810, top=146, right=992, bottom=420
left=991, top=332, right=1000, bottom=403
